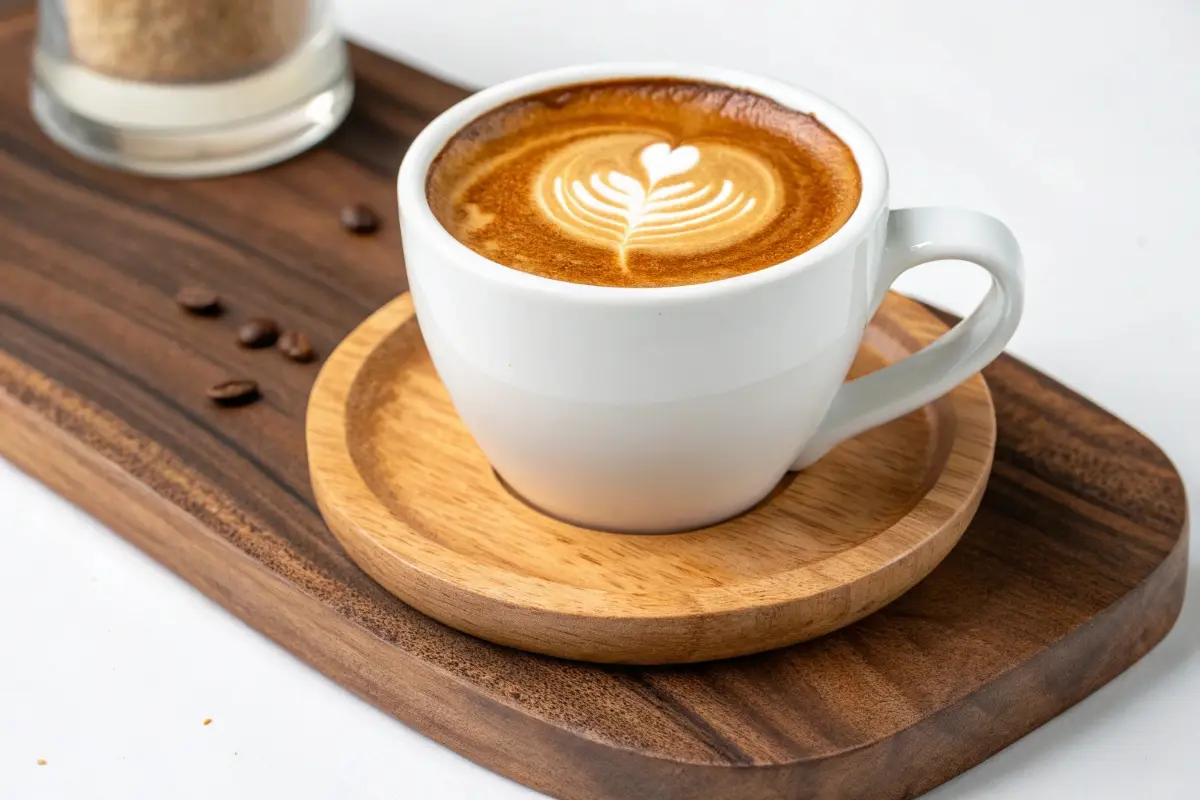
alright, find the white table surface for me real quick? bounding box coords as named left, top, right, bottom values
left=3, top=1, right=1198, bottom=797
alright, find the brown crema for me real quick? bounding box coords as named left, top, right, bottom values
left=427, top=79, right=862, bottom=288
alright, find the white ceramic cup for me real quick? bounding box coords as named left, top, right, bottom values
left=397, top=63, right=1024, bottom=533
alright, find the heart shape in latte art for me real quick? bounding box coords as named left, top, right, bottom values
left=534, top=133, right=782, bottom=272
left=639, top=142, right=700, bottom=183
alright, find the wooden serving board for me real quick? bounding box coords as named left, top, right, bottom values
left=0, top=6, right=1188, bottom=799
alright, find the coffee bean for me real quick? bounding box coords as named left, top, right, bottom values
left=175, top=286, right=221, bottom=315
left=277, top=330, right=315, bottom=363
left=340, top=203, right=380, bottom=235
left=206, top=379, right=260, bottom=407
left=237, top=317, right=279, bottom=348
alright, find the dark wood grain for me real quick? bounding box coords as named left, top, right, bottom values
left=0, top=8, right=1188, bottom=799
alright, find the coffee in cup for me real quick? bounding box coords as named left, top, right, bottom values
left=426, top=79, right=862, bottom=288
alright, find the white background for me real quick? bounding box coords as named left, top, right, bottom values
left=3, top=0, right=1199, bottom=797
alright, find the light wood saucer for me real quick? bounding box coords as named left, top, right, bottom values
left=307, top=292, right=995, bottom=664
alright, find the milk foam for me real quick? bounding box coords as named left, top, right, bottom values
left=534, top=135, right=780, bottom=271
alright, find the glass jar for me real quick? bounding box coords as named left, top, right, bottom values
left=31, top=0, right=354, bottom=178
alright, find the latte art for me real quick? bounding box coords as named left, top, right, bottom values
left=536, top=136, right=780, bottom=270
left=427, top=79, right=862, bottom=288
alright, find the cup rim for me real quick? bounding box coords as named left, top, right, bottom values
left=397, top=62, right=889, bottom=304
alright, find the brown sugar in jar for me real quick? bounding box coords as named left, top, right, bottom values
left=64, top=0, right=309, bottom=83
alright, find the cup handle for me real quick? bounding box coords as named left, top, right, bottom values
left=791, top=207, right=1025, bottom=471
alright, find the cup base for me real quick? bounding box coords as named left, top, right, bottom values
left=493, top=467, right=784, bottom=534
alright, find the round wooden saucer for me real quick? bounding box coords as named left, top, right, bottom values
left=307, top=292, right=995, bottom=664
